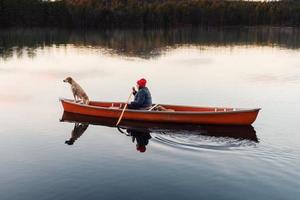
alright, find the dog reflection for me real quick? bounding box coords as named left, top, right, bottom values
left=65, top=123, right=89, bottom=145
left=126, top=128, right=152, bottom=153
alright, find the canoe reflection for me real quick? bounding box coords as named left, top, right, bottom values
left=61, top=112, right=258, bottom=148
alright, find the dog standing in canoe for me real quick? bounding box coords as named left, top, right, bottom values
left=63, top=77, right=89, bottom=104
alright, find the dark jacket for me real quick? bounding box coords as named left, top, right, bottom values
left=126, top=128, right=152, bottom=146
left=129, top=87, right=152, bottom=109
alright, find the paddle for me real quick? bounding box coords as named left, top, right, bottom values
left=116, top=92, right=133, bottom=126
left=149, top=104, right=159, bottom=111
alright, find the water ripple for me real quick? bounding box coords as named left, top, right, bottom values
left=151, top=132, right=257, bottom=152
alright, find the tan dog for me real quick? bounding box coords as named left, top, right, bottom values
left=63, top=77, right=89, bottom=104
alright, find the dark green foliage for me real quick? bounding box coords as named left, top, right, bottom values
left=0, top=0, right=72, bottom=28
left=0, top=0, right=300, bottom=28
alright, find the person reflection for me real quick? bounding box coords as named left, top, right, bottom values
left=65, top=123, right=89, bottom=145
left=126, top=128, right=152, bottom=153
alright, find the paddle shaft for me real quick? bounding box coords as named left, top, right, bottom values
left=116, top=92, right=133, bottom=126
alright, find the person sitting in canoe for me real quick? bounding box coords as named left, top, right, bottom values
left=128, top=78, right=152, bottom=110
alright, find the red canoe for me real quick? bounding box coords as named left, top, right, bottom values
left=60, top=98, right=260, bottom=125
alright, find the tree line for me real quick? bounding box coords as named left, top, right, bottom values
left=0, top=0, right=300, bottom=28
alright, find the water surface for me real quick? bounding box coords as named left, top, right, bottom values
left=0, top=27, right=299, bottom=200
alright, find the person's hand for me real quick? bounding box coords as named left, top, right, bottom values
left=132, top=87, right=137, bottom=94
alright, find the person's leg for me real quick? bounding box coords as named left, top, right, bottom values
left=127, top=104, right=139, bottom=109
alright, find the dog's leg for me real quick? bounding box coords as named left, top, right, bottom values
left=75, top=95, right=81, bottom=103
left=83, top=99, right=89, bottom=105
left=78, top=98, right=83, bottom=104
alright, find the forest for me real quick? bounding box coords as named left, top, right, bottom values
left=0, top=0, right=300, bottom=28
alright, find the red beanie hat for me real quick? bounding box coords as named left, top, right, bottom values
left=137, top=78, right=147, bottom=87
left=136, top=145, right=146, bottom=153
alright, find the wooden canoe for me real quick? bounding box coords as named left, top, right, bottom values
left=60, top=98, right=260, bottom=125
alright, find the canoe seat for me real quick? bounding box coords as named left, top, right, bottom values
left=109, top=107, right=120, bottom=109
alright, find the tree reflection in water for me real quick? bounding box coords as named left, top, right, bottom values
left=1, top=27, right=300, bottom=60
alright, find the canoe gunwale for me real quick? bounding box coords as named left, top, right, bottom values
left=60, top=98, right=261, bottom=115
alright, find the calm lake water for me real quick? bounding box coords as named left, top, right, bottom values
left=0, top=27, right=299, bottom=200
